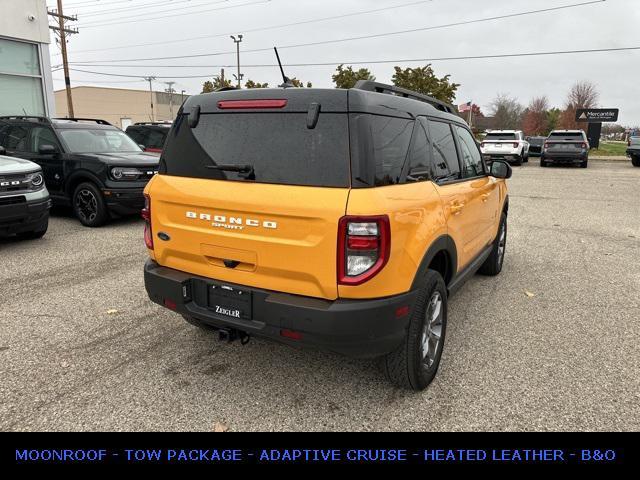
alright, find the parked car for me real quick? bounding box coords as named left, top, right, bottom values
left=125, top=122, right=172, bottom=156
left=627, top=136, right=640, bottom=167
left=0, top=145, right=50, bottom=239
left=525, top=136, right=546, bottom=157
left=142, top=81, right=512, bottom=390
left=541, top=130, right=589, bottom=168
left=0, top=117, right=159, bottom=227
left=481, top=130, right=529, bottom=166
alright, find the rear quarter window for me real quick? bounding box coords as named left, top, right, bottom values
left=161, top=112, right=350, bottom=188
left=549, top=132, right=585, bottom=141
left=486, top=133, right=517, bottom=141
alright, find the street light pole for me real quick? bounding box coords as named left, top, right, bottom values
left=230, top=35, right=243, bottom=88
left=144, top=76, right=156, bottom=122
left=165, top=81, right=176, bottom=119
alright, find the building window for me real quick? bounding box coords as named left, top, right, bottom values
left=0, top=37, right=45, bottom=116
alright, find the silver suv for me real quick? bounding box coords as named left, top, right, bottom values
left=0, top=146, right=50, bottom=239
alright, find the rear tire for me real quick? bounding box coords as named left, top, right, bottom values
left=514, top=155, right=523, bottom=166
left=580, top=159, right=588, bottom=168
left=479, top=213, right=507, bottom=276
left=540, top=159, right=548, bottom=167
left=73, top=182, right=109, bottom=227
left=631, top=156, right=640, bottom=167
left=383, top=270, right=448, bottom=391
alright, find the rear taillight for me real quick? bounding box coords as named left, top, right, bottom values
left=338, top=216, right=390, bottom=286
left=581, top=142, right=587, bottom=149
left=544, top=142, right=550, bottom=150
left=481, top=142, right=486, bottom=148
left=142, top=194, right=153, bottom=250
left=513, top=142, right=519, bottom=149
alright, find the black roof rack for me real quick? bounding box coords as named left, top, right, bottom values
left=53, top=118, right=112, bottom=126
left=353, top=81, right=457, bottom=114
left=0, top=115, right=51, bottom=123
left=133, top=122, right=172, bottom=126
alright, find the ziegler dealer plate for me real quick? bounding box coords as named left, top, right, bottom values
left=208, top=283, right=253, bottom=321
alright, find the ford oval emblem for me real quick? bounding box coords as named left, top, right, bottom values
left=157, top=232, right=171, bottom=241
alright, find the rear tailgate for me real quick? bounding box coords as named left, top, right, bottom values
left=483, top=140, right=517, bottom=152
left=148, top=89, right=351, bottom=300
left=149, top=176, right=348, bottom=299
left=546, top=141, right=586, bottom=155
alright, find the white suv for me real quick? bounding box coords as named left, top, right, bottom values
left=481, top=130, right=530, bottom=166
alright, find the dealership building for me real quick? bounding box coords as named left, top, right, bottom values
left=0, top=0, right=56, bottom=117
left=55, top=86, right=186, bottom=129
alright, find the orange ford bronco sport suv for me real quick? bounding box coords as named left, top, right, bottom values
left=143, top=81, right=512, bottom=390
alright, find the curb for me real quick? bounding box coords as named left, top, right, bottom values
left=589, top=156, right=629, bottom=162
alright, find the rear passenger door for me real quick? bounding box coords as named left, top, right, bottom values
left=425, top=118, right=480, bottom=270
left=453, top=125, right=500, bottom=249
left=26, top=126, right=65, bottom=194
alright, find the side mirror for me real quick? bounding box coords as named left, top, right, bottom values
left=490, top=160, right=512, bottom=179
left=38, top=144, right=58, bottom=156
left=138, top=144, right=146, bottom=151
left=0, top=146, right=6, bottom=156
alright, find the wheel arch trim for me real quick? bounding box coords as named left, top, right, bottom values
left=410, top=235, right=458, bottom=291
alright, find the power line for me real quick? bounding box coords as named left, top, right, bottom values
left=57, top=0, right=434, bottom=56
left=79, top=0, right=215, bottom=17
left=68, top=0, right=607, bottom=64
left=65, top=46, right=640, bottom=79
left=49, top=0, right=151, bottom=9
left=76, top=0, right=272, bottom=28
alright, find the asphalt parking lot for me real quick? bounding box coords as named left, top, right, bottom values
left=1, top=158, right=639, bottom=432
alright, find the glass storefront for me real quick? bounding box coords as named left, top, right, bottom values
left=0, top=37, right=46, bottom=116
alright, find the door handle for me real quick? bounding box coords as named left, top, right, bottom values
left=450, top=202, right=465, bottom=215
left=481, top=193, right=490, bottom=202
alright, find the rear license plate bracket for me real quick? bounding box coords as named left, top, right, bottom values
left=208, top=283, right=253, bottom=320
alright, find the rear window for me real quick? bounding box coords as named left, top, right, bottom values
left=161, top=113, right=350, bottom=188
left=485, top=133, right=517, bottom=141
left=549, top=132, right=584, bottom=141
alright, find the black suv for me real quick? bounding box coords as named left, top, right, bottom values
left=125, top=122, right=172, bottom=155
left=0, top=117, right=159, bottom=227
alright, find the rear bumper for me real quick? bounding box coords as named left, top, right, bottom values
left=529, top=146, right=543, bottom=155
left=0, top=197, right=50, bottom=236
left=144, top=259, right=417, bottom=358
left=103, top=187, right=145, bottom=215
left=541, top=153, right=588, bottom=164
left=483, top=153, right=521, bottom=163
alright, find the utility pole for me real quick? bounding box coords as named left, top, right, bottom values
left=144, top=76, right=157, bottom=122
left=220, top=68, right=226, bottom=87
left=181, top=90, right=186, bottom=105
left=48, top=1, right=78, bottom=118
left=230, top=35, right=243, bottom=88
left=164, top=81, right=176, bottom=119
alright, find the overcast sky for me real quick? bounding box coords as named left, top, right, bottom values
left=47, top=0, right=640, bottom=125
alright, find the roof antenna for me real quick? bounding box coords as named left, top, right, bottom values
left=274, top=47, right=294, bottom=88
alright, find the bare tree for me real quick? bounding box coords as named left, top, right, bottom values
left=489, top=94, right=524, bottom=130
left=560, top=81, right=599, bottom=130
left=522, top=96, right=550, bottom=135
left=567, top=81, right=599, bottom=109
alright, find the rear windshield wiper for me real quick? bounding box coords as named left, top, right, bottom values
left=206, top=163, right=255, bottom=180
